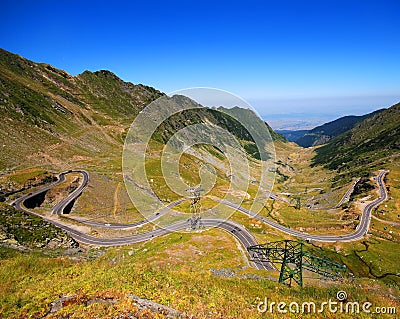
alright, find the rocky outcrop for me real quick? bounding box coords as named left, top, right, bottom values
left=0, top=203, right=79, bottom=250
left=44, top=294, right=191, bottom=319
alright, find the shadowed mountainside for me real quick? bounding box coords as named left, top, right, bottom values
left=279, top=109, right=385, bottom=147
left=312, top=102, right=400, bottom=184
left=0, top=48, right=285, bottom=171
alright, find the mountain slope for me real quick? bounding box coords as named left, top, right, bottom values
left=312, top=102, right=400, bottom=182
left=294, top=110, right=384, bottom=147
left=276, top=129, right=308, bottom=142
left=0, top=48, right=283, bottom=171
left=0, top=48, right=164, bottom=170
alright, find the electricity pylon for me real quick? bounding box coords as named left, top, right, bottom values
left=295, top=197, right=301, bottom=210
left=248, top=240, right=346, bottom=287
left=186, top=187, right=204, bottom=230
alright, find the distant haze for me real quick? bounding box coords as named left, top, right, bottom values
left=262, top=114, right=333, bottom=131
left=252, top=95, right=399, bottom=130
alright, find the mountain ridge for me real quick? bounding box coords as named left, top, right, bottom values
left=278, top=110, right=385, bottom=147
left=0, top=48, right=164, bottom=170
left=0, top=48, right=282, bottom=170
left=312, top=102, right=400, bottom=184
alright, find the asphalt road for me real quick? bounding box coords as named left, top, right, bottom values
left=70, top=198, right=187, bottom=229
left=10, top=169, right=389, bottom=270
left=52, top=170, right=90, bottom=215
left=213, top=171, right=388, bottom=242
left=268, top=177, right=360, bottom=209
left=332, top=177, right=361, bottom=209
left=12, top=172, right=66, bottom=210
left=11, top=170, right=89, bottom=214
left=11, top=170, right=273, bottom=270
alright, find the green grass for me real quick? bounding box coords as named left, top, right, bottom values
left=373, top=163, right=400, bottom=223
left=1, top=48, right=400, bottom=318
left=1, top=231, right=399, bottom=319
left=0, top=168, right=48, bottom=186
left=0, top=203, right=73, bottom=248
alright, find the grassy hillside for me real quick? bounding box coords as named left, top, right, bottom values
left=1, top=233, right=399, bottom=319
left=0, top=47, right=282, bottom=218
left=150, top=100, right=276, bottom=161
left=1, top=48, right=399, bottom=318
left=276, top=129, right=308, bottom=142
left=0, top=48, right=163, bottom=171
left=0, top=48, right=281, bottom=172
left=0, top=203, right=78, bottom=250
left=312, top=102, right=400, bottom=184
left=295, top=109, right=384, bottom=147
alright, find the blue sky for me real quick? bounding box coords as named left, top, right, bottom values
left=1, top=0, right=399, bottom=128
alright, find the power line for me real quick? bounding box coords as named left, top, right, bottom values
left=248, top=240, right=346, bottom=287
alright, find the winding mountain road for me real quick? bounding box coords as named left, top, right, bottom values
left=11, top=170, right=273, bottom=270
left=10, top=169, right=389, bottom=270
left=332, top=177, right=361, bottom=209
left=52, top=170, right=90, bottom=215
left=213, top=171, right=388, bottom=242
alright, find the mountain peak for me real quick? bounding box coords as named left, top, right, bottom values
left=93, top=69, right=120, bottom=79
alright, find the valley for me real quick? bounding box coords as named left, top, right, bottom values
left=0, top=48, right=399, bottom=318
left=2, top=138, right=399, bottom=318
